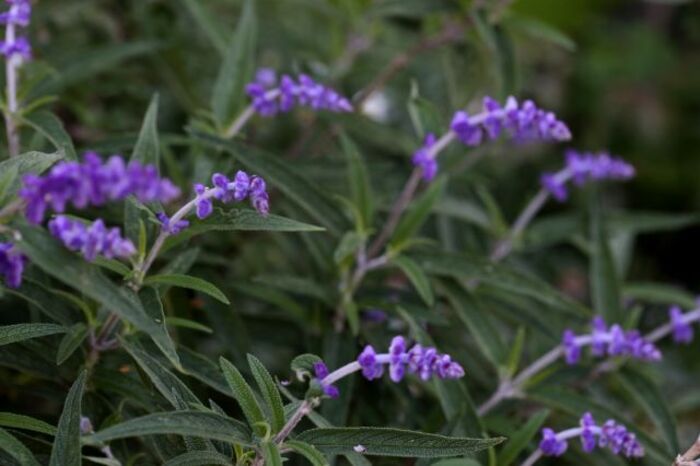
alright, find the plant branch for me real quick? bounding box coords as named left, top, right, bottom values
left=4, top=21, right=20, bottom=158
left=674, top=434, right=700, bottom=466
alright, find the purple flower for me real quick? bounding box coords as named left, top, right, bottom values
left=20, top=153, right=180, bottom=224
left=0, top=0, right=31, bottom=62
left=412, top=133, right=439, bottom=181
left=0, top=35, right=30, bottom=60
left=194, top=184, right=213, bottom=220
left=562, top=317, right=661, bottom=365
left=48, top=216, right=136, bottom=262
left=541, top=413, right=643, bottom=459
left=451, top=96, right=571, bottom=148
left=542, top=150, right=635, bottom=202
left=187, top=171, right=270, bottom=222
left=0, top=0, right=30, bottom=27
left=313, top=362, right=339, bottom=398
left=357, top=338, right=464, bottom=383
left=246, top=69, right=353, bottom=116
left=669, top=306, right=694, bottom=344
left=0, top=241, right=26, bottom=288
left=156, top=212, right=189, bottom=235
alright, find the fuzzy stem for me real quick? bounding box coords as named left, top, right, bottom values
left=4, top=21, right=20, bottom=158
left=674, top=434, right=700, bottom=466
left=273, top=399, right=313, bottom=444
left=223, top=105, right=256, bottom=139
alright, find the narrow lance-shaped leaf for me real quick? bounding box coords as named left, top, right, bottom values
left=163, top=450, right=233, bottom=466
left=589, top=191, right=622, bottom=322
left=220, top=357, right=267, bottom=437
left=0, top=323, right=65, bottom=346
left=285, top=440, right=329, bottom=466
left=0, top=149, right=64, bottom=199
left=0, top=428, right=41, bottom=466
left=0, top=412, right=56, bottom=436
left=296, top=427, right=504, bottom=458
left=496, top=409, right=549, bottom=466
left=56, top=323, right=88, bottom=365
left=247, top=354, right=286, bottom=433
left=131, top=94, right=160, bottom=166
left=49, top=371, right=87, bottom=466
left=392, top=255, right=434, bottom=306
left=262, top=441, right=283, bottom=466
left=22, top=112, right=77, bottom=160
left=341, top=133, right=374, bottom=231
left=391, top=178, right=447, bottom=250
left=144, top=274, right=230, bottom=305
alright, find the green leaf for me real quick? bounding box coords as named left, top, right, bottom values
left=49, top=371, right=87, bottom=466
left=165, top=317, right=213, bottom=334
left=131, top=94, right=160, bottom=166
left=496, top=409, right=549, bottom=466
left=296, top=427, right=504, bottom=458
left=506, top=14, right=576, bottom=51
left=0, top=428, right=41, bottom=466
left=220, top=357, right=266, bottom=437
left=291, top=353, right=323, bottom=381
left=16, top=225, right=181, bottom=369
left=430, top=459, right=482, bottom=466
left=505, top=327, right=526, bottom=377
left=334, top=231, right=365, bottom=265
left=87, top=411, right=251, bottom=445
left=194, top=134, right=348, bottom=234
left=616, top=368, right=678, bottom=454
left=211, top=0, right=256, bottom=127
left=0, top=412, right=56, bottom=436
left=0, top=150, right=64, bottom=201
left=393, top=256, right=434, bottom=306
left=162, top=208, right=323, bottom=252
left=262, top=441, right=283, bottom=466
left=56, top=323, right=88, bottom=365
left=340, top=133, right=374, bottom=231
left=144, top=273, right=229, bottom=305
left=164, top=450, right=233, bottom=466
left=589, top=193, right=622, bottom=322
left=22, top=112, right=77, bottom=160
left=247, top=354, right=285, bottom=434
left=391, top=178, right=446, bottom=249
left=623, top=282, right=697, bottom=308
left=0, top=323, right=65, bottom=346
left=285, top=440, right=329, bottom=466
left=180, top=0, right=227, bottom=55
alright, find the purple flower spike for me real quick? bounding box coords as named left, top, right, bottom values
left=541, top=413, right=644, bottom=459
left=194, top=184, right=213, bottom=220
left=451, top=111, right=483, bottom=147
left=20, top=153, right=181, bottom=224
left=542, top=150, right=635, bottom=202
left=157, top=212, right=189, bottom=235
left=357, top=338, right=464, bottom=383
left=669, top=306, right=694, bottom=344
left=0, top=0, right=31, bottom=62
left=186, top=170, right=270, bottom=222
left=562, top=317, right=661, bottom=365
left=48, top=216, right=136, bottom=262
left=0, top=241, right=26, bottom=288
left=412, top=133, right=438, bottom=181
left=246, top=69, right=353, bottom=116
left=314, top=362, right=339, bottom=398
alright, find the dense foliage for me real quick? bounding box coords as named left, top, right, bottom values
left=0, top=1, right=698, bottom=465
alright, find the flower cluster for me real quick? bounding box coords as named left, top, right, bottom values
left=48, top=216, right=136, bottom=262
left=20, top=153, right=180, bottom=224
left=246, top=68, right=353, bottom=117
left=357, top=336, right=465, bottom=382
left=450, top=96, right=571, bottom=147
left=0, top=0, right=31, bottom=61
left=313, top=362, right=339, bottom=399
left=0, top=241, right=25, bottom=288
left=669, top=306, right=694, bottom=344
left=541, top=150, right=635, bottom=202
left=156, top=212, right=189, bottom=235
left=562, top=316, right=661, bottom=364
left=540, top=412, right=644, bottom=459
left=412, top=133, right=438, bottom=181
left=192, top=170, right=269, bottom=220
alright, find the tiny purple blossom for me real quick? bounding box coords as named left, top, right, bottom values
left=186, top=171, right=270, bottom=221
left=357, top=345, right=383, bottom=380
left=313, top=362, right=339, bottom=398
left=156, top=212, right=189, bottom=235
left=48, top=216, right=136, bottom=262
left=562, top=330, right=581, bottom=364
left=540, top=173, right=568, bottom=202
left=411, top=133, right=438, bottom=181
left=669, top=306, right=694, bottom=344
left=0, top=241, right=26, bottom=288
left=540, top=428, right=568, bottom=456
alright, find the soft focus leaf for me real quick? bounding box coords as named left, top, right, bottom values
left=247, top=354, right=286, bottom=433
left=393, top=255, right=435, bottom=306
left=23, top=112, right=77, bottom=160
left=144, top=273, right=229, bottom=304
left=49, top=371, right=87, bottom=466
left=0, top=412, right=56, bottom=436
left=589, top=193, right=622, bottom=322
left=164, top=450, right=233, bottom=466
left=285, top=440, right=329, bottom=466
left=391, top=178, right=447, bottom=249
left=0, top=149, right=64, bottom=199
left=0, top=323, right=65, bottom=346
left=55, top=323, right=87, bottom=365
left=341, top=133, right=374, bottom=231
left=496, top=409, right=549, bottom=466
left=296, top=427, right=504, bottom=457
left=131, top=94, right=160, bottom=166
left=262, top=441, right=283, bottom=466
left=0, top=428, right=41, bottom=466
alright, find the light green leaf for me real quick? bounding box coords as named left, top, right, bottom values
left=194, top=134, right=348, bottom=234
left=285, top=440, right=329, bottom=466
left=220, top=357, right=266, bottom=437
left=16, top=225, right=181, bottom=369
left=49, top=371, right=87, bottom=466
left=131, top=94, right=160, bottom=166
left=496, top=409, right=549, bottom=466
left=56, top=323, right=88, bottom=365
left=22, top=112, right=77, bottom=160
left=623, top=282, right=697, bottom=308
left=247, top=354, right=285, bottom=434
left=144, top=273, right=229, bottom=305
left=165, top=317, right=213, bottom=334
left=87, top=411, right=251, bottom=445
left=341, top=133, right=374, bottom=231
left=0, top=150, right=64, bottom=200
left=180, top=0, right=227, bottom=55
left=0, top=412, right=56, bottom=436
left=0, top=428, right=41, bottom=466
left=262, top=441, right=283, bottom=466
left=393, top=256, right=434, bottom=306
left=164, top=450, right=233, bottom=466
left=391, top=178, right=446, bottom=250
left=589, top=193, right=622, bottom=322
left=296, top=427, right=504, bottom=458
left=0, top=323, right=65, bottom=346
left=162, top=208, right=323, bottom=252
left=211, top=0, right=256, bottom=127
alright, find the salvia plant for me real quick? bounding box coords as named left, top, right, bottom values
left=0, top=1, right=697, bottom=466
